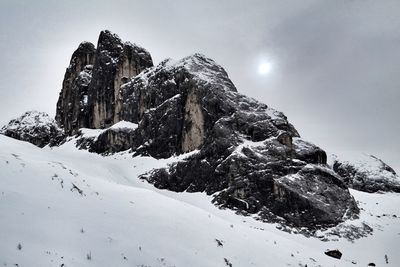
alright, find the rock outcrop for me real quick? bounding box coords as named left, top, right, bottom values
left=55, top=30, right=153, bottom=135
left=0, top=111, right=64, bottom=147
left=331, top=153, right=400, bottom=193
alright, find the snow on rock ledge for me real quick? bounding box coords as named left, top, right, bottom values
left=75, top=120, right=138, bottom=154
left=0, top=111, right=65, bottom=147
left=330, top=153, right=400, bottom=193
left=108, top=120, right=138, bottom=131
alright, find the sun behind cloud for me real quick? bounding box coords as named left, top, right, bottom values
left=258, top=62, right=272, bottom=75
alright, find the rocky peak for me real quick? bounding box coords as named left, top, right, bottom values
left=97, top=30, right=124, bottom=55
left=55, top=41, right=96, bottom=135
left=163, top=53, right=237, bottom=92
left=71, top=41, right=96, bottom=66
left=55, top=30, right=154, bottom=135
left=88, top=30, right=154, bottom=129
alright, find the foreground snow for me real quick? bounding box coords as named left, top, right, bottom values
left=0, top=135, right=399, bottom=266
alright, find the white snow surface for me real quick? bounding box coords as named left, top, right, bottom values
left=109, top=120, right=138, bottom=131
left=1, top=135, right=400, bottom=266
left=133, top=53, right=235, bottom=93
left=79, top=121, right=138, bottom=141
left=164, top=54, right=228, bottom=86
left=79, top=128, right=104, bottom=139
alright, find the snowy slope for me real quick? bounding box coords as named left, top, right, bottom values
left=1, top=135, right=399, bottom=267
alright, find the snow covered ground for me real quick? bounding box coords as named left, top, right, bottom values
left=0, top=134, right=399, bottom=266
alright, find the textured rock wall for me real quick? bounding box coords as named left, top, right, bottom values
left=55, top=42, right=96, bottom=135
left=90, top=128, right=134, bottom=154
left=182, top=91, right=205, bottom=152
left=114, top=43, right=154, bottom=124
left=88, top=30, right=153, bottom=129
left=56, top=30, right=153, bottom=134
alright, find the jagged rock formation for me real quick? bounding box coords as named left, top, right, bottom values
left=88, top=31, right=153, bottom=129
left=332, top=153, right=400, bottom=193
left=0, top=111, right=64, bottom=147
left=55, top=30, right=153, bottom=135
left=55, top=42, right=96, bottom=135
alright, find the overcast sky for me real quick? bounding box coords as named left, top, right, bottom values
left=0, top=0, right=399, bottom=171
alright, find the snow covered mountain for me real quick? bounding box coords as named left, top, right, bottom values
left=1, top=30, right=400, bottom=266
left=51, top=30, right=362, bottom=229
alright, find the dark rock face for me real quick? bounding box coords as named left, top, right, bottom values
left=332, top=154, right=400, bottom=193
left=293, top=138, right=327, bottom=164
left=74, top=121, right=138, bottom=154
left=90, top=128, right=133, bottom=154
left=270, top=165, right=357, bottom=226
left=56, top=42, right=96, bottom=135
left=92, top=122, right=137, bottom=154
left=1, top=111, right=64, bottom=147
left=55, top=30, right=153, bottom=135
left=88, top=30, right=154, bottom=129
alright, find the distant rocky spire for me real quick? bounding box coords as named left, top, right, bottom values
left=55, top=30, right=153, bottom=135
left=88, top=30, right=153, bottom=129
left=55, top=42, right=96, bottom=135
